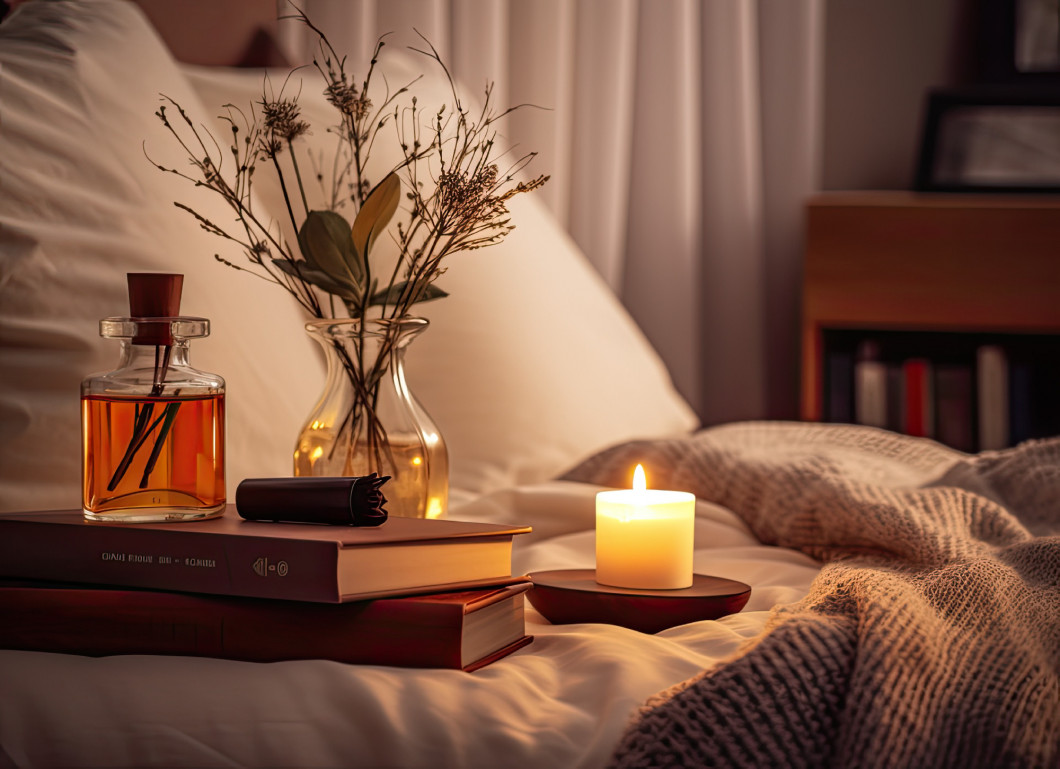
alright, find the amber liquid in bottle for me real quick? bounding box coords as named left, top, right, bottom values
left=82, top=308, right=225, bottom=522
left=82, top=393, right=225, bottom=521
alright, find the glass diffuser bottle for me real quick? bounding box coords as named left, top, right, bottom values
left=81, top=273, right=225, bottom=522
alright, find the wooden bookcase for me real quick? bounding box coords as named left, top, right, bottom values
left=801, top=191, right=1060, bottom=444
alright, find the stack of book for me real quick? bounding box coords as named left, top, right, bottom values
left=0, top=508, right=533, bottom=671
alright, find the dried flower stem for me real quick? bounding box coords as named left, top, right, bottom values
left=150, top=9, right=547, bottom=480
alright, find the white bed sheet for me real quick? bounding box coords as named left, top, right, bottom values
left=0, top=481, right=821, bottom=769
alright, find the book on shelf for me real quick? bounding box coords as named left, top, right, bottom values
left=934, top=363, right=974, bottom=452
left=901, top=358, right=935, bottom=439
left=1006, top=353, right=1060, bottom=445
left=976, top=344, right=1009, bottom=451
left=0, top=578, right=533, bottom=671
left=854, top=340, right=887, bottom=429
left=885, top=362, right=904, bottom=435
left=1009, top=360, right=1034, bottom=446
left=826, top=349, right=854, bottom=423
left=0, top=507, right=531, bottom=603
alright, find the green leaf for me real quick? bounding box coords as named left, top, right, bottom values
left=352, top=172, right=401, bottom=259
left=273, top=258, right=359, bottom=301
left=369, top=281, right=449, bottom=307
left=297, top=210, right=363, bottom=289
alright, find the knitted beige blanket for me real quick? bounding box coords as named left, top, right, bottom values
left=563, top=422, right=1060, bottom=769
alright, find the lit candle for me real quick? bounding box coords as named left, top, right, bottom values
left=595, top=465, right=695, bottom=589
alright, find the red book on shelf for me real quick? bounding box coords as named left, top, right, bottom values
left=0, top=508, right=531, bottom=603
left=902, top=358, right=934, bottom=438
left=0, top=578, right=533, bottom=672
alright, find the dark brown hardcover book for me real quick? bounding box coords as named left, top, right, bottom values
left=0, top=508, right=531, bottom=603
left=0, top=578, right=533, bottom=671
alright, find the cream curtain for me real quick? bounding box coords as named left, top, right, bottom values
left=280, top=0, right=823, bottom=424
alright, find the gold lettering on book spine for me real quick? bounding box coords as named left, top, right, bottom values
left=183, top=558, right=216, bottom=568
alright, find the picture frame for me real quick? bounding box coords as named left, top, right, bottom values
left=914, top=86, right=1060, bottom=193
left=979, top=0, right=1060, bottom=83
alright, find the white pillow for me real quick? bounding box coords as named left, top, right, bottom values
left=408, top=192, right=700, bottom=492
left=182, top=60, right=699, bottom=495
left=0, top=0, right=323, bottom=513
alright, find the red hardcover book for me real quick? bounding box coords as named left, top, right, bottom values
left=0, top=579, right=533, bottom=671
left=902, top=358, right=934, bottom=438
left=0, top=508, right=531, bottom=603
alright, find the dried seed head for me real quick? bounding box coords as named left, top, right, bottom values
left=261, top=97, right=310, bottom=143
left=324, top=81, right=372, bottom=120
left=437, top=164, right=505, bottom=222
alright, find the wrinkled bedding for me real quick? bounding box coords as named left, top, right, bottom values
left=0, top=476, right=820, bottom=768
left=5, top=421, right=1058, bottom=769
left=565, top=422, right=1060, bottom=769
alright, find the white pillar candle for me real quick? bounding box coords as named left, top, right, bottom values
left=595, top=465, right=695, bottom=589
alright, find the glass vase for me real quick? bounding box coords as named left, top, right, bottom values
left=294, top=317, right=448, bottom=519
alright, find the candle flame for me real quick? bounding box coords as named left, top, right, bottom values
left=632, top=464, right=646, bottom=492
